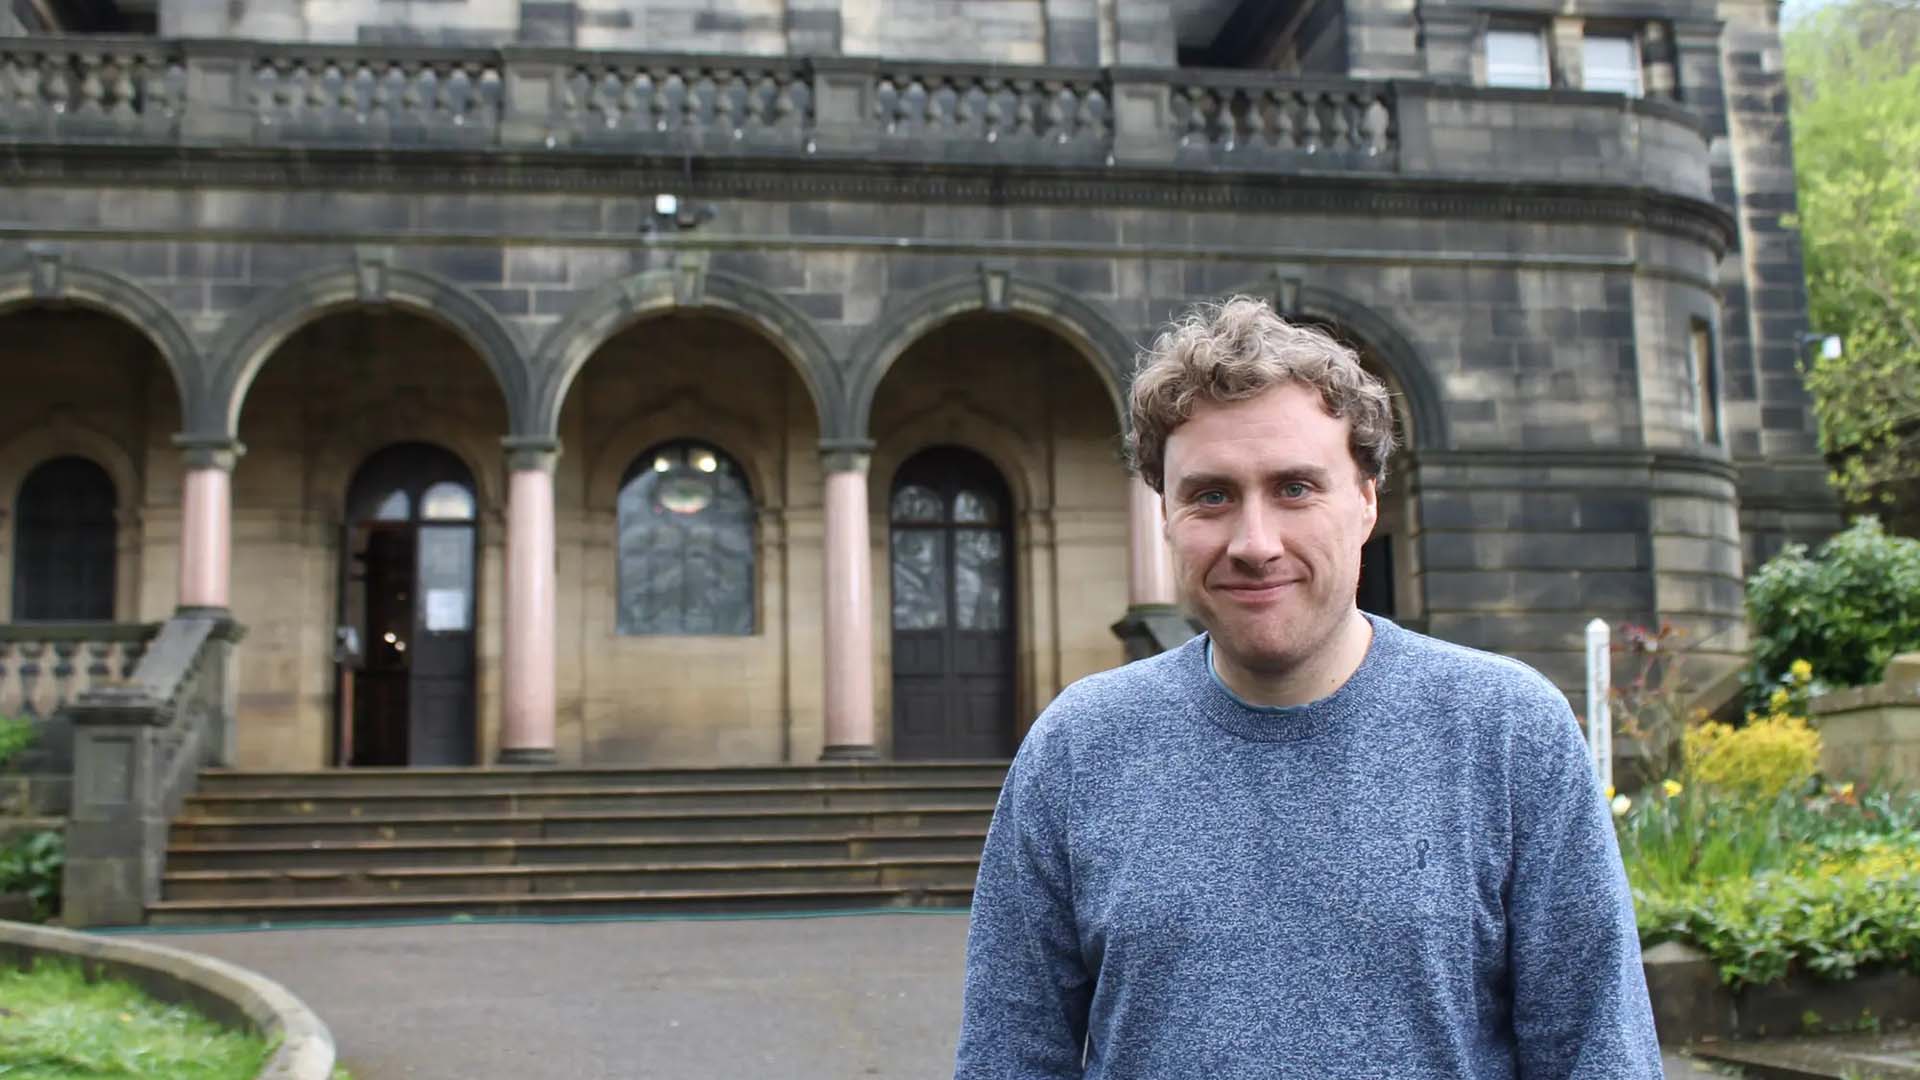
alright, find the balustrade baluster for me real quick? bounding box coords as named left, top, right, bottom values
left=51, top=642, right=77, bottom=710
left=86, top=641, right=111, bottom=694
left=17, top=643, right=42, bottom=718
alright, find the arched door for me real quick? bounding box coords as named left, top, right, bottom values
left=12, top=457, right=116, bottom=621
left=339, top=443, right=478, bottom=767
left=889, top=447, right=1015, bottom=760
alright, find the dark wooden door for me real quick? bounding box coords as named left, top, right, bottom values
left=890, top=447, right=1014, bottom=760
left=340, top=444, right=477, bottom=767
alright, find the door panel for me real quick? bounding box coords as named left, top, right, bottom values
left=341, top=443, right=478, bottom=768
left=889, top=448, right=1015, bottom=760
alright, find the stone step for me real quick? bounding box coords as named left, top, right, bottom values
left=167, top=829, right=990, bottom=872
left=145, top=882, right=975, bottom=926
left=181, top=781, right=1002, bottom=819
left=192, top=763, right=1010, bottom=794
left=170, top=806, right=995, bottom=845
left=162, top=855, right=982, bottom=901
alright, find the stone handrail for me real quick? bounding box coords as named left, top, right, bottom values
left=0, top=37, right=184, bottom=139
left=0, top=623, right=161, bottom=775
left=61, top=609, right=243, bottom=927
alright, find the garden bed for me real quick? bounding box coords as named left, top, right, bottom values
left=0, top=956, right=271, bottom=1078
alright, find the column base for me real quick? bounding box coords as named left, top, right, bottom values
left=496, top=747, right=557, bottom=766
left=819, top=743, right=882, bottom=762
left=1110, top=604, right=1201, bottom=663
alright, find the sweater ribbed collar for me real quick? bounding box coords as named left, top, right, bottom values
left=1183, top=612, right=1407, bottom=743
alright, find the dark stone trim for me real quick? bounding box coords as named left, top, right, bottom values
left=496, top=746, right=557, bottom=766
left=202, top=263, right=531, bottom=439
left=0, top=254, right=203, bottom=424
left=529, top=268, right=839, bottom=440
left=844, top=273, right=1136, bottom=441
left=0, top=144, right=1738, bottom=253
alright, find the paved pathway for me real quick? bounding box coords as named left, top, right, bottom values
left=136, top=913, right=1734, bottom=1078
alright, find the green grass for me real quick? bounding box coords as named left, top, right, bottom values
left=0, top=958, right=269, bottom=1079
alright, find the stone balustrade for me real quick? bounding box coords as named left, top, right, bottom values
left=0, top=623, right=157, bottom=721
left=0, top=35, right=1719, bottom=196
left=555, top=53, right=810, bottom=151
left=0, top=38, right=183, bottom=138
left=1170, top=75, right=1395, bottom=168
left=249, top=46, right=503, bottom=144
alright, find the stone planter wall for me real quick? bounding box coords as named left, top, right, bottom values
left=1812, top=652, right=1920, bottom=789
left=1644, top=942, right=1920, bottom=1044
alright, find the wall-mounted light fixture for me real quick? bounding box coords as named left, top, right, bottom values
left=643, top=193, right=717, bottom=233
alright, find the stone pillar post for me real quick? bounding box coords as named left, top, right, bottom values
left=173, top=436, right=241, bottom=612
left=820, top=445, right=878, bottom=760
left=500, top=438, right=558, bottom=765
left=1127, top=475, right=1174, bottom=607
left=1112, top=473, right=1194, bottom=661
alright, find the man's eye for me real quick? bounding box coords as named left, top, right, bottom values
left=1280, top=482, right=1310, bottom=499
left=1196, top=490, right=1228, bottom=507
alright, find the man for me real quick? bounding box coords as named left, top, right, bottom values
left=954, top=298, right=1661, bottom=1079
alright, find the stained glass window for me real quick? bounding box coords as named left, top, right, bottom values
left=617, top=440, right=755, bottom=635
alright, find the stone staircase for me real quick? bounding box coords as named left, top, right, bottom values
left=149, top=763, right=1006, bottom=926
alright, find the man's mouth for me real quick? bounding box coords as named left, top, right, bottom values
left=1215, top=580, right=1299, bottom=600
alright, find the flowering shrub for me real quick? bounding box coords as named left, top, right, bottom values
left=1683, top=715, right=1822, bottom=801
left=1745, top=517, right=1920, bottom=699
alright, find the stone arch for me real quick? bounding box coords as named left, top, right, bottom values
left=585, top=388, right=782, bottom=514
left=847, top=274, right=1134, bottom=440
left=533, top=269, right=838, bottom=440
left=208, top=265, right=530, bottom=438
left=1218, top=278, right=1450, bottom=452
left=0, top=257, right=200, bottom=423
left=869, top=393, right=1045, bottom=517
left=0, top=418, right=142, bottom=524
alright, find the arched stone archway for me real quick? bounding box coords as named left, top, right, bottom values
left=531, top=268, right=838, bottom=440
left=207, top=264, right=531, bottom=437
left=0, top=257, right=201, bottom=424
left=846, top=273, right=1136, bottom=441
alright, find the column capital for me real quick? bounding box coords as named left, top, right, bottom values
left=503, top=436, right=562, bottom=472
left=819, top=438, right=874, bottom=474
left=171, top=435, right=245, bottom=472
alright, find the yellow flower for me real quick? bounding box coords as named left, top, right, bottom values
left=1768, top=688, right=1792, bottom=713
left=1663, top=779, right=1684, bottom=798
left=1790, top=659, right=1814, bottom=683
left=1604, top=785, right=1616, bottom=800
left=1611, top=794, right=1632, bottom=817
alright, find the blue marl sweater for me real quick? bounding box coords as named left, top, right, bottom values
left=955, top=614, right=1661, bottom=1079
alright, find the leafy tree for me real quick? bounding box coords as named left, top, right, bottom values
left=1785, top=0, right=1920, bottom=525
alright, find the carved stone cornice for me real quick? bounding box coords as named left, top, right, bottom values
left=0, top=143, right=1737, bottom=253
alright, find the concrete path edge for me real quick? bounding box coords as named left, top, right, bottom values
left=0, top=919, right=336, bottom=1079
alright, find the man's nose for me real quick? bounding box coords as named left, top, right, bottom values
left=1226, top=497, right=1286, bottom=570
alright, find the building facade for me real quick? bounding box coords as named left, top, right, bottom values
left=0, top=0, right=1833, bottom=770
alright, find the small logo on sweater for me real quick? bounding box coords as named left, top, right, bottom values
left=1414, top=839, right=1430, bottom=870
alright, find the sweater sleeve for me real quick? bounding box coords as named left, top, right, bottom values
left=1505, top=689, right=1664, bottom=1080
left=954, top=710, right=1092, bottom=1079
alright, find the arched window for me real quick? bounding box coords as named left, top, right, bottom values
left=12, top=456, right=117, bottom=621
left=617, top=440, right=755, bottom=635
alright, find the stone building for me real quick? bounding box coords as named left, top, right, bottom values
left=0, top=0, right=1833, bottom=772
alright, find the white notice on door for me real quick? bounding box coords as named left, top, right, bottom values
left=424, top=588, right=469, bottom=632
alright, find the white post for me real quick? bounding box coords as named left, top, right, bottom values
left=1586, top=618, right=1613, bottom=790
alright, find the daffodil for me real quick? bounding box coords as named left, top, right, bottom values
left=1611, top=794, right=1631, bottom=817
left=1768, top=688, right=1792, bottom=713
left=1604, top=785, right=1615, bottom=800
left=1789, top=659, right=1813, bottom=683
left=1663, top=779, right=1683, bottom=798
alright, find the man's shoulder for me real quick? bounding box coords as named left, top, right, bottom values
left=1381, top=620, right=1575, bottom=729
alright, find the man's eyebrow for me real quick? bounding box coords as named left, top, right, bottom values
left=1172, top=465, right=1332, bottom=494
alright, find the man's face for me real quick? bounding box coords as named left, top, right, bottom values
left=1161, top=382, right=1379, bottom=677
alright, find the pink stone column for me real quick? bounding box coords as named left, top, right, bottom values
left=821, top=448, right=878, bottom=760
left=500, top=440, right=558, bottom=765
left=1127, top=475, right=1176, bottom=607
left=173, top=437, right=242, bottom=611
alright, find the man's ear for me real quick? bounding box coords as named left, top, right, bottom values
left=1361, top=476, right=1380, bottom=532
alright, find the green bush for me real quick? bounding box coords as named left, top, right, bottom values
left=0, top=830, right=64, bottom=921
left=0, top=714, right=37, bottom=771
left=1745, top=517, right=1920, bottom=698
